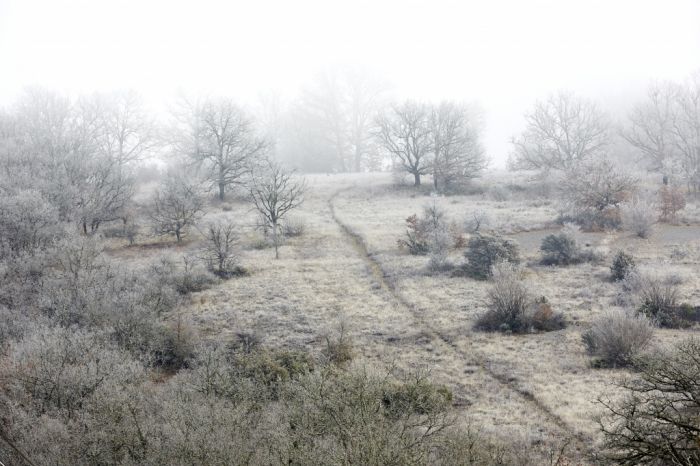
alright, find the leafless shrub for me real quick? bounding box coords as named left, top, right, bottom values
left=149, top=171, right=205, bottom=242
left=227, top=332, right=262, bottom=355
left=322, top=322, right=354, bottom=367
left=464, top=210, right=491, bottom=234
left=200, top=221, right=245, bottom=278
left=172, top=256, right=219, bottom=294
left=582, top=309, right=654, bottom=367
left=622, top=197, right=657, bottom=238
left=476, top=263, right=564, bottom=333
left=427, top=227, right=452, bottom=271
left=281, top=215, right=306, bottom=238
left=658, top=185, right=686, bottom=223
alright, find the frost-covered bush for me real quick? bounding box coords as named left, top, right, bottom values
left=582, top=309, right=654, bottom=367
left=622, top=197, right=656, bottom=238
left=463, top=234, right=519, bottom=280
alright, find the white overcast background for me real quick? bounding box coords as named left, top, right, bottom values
left=1, top=0, right=699, bottom=165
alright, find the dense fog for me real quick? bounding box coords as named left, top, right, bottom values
left=1, top=1, right=700, bottom=465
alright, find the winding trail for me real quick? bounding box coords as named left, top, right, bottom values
left=328, top=186, right=593, bottom=460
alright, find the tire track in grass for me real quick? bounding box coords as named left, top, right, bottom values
left=328, top=187, right=593, bottom=460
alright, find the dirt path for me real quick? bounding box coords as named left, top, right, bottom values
left=328, top=187, right=594, bottom=461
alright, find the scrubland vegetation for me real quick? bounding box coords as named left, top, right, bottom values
left=1, top=71, right=700, bottom=465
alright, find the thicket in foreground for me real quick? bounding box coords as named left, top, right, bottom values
left=598, top=338, right=700, bottom=465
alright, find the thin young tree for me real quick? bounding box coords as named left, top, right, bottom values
left=249, top=161, right=306, bottom=259
left=200, top=220, right=238, bottom=277
left=510, top=91, right=609, bottom=174
left=375, top=101, right=432, bottom=186
left=149, top=172, right=205, bottom=242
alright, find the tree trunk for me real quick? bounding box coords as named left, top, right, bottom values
left=433, top=174, right=439, bottom=191
left=414, top=172, right=421, bottom=186
left=354, top=146, right=362, bottom=172
left=218, top=162, right=226, bottom=200
left=272, top=222, right=279, bottom=259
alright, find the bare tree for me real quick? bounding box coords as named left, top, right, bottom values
left=149, top=172, right=204, bottom=242
left=345, top=69, right=386, bottom=171
left=173, top=96, right=267, bottom=200
left=562, top=158, right=637, bottom=230
left=249, top=161, right=306, bottom=259
left=92, top=90, right=159, bottom=165
left=7, top=88, right=139, bottom=233
left=510, top=91, right=609, bottom=173
left=670, top=74, right=700, bottom=193
left=623, top=82, right=678, bottom=177
left=375, top=101, right=432, bottom=186
left=430, top=101, right=488, bottom=192
left=200, top=221, right=239, bottom=277
left=300, top=70, right=350, bottom=172
left=293, top=68, right=387, bottom=173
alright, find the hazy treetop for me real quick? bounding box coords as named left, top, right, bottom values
left=1, top=0, right=699, bottom=165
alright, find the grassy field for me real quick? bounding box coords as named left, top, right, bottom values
left=107, top=170, right=700, bottom=462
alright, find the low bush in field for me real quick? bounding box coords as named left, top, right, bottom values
left=658, top=185, right=686, bottom=223
left=610, top=251, right=635, bottom=281
left=582, top=309, right=654, bottom=367
left=475, top=263, right=564, bottom=333
left=463, top=234, right=520, bottom=280
left=622, top=197, right=657, bottom=238
left=540, top=231, right=601, bottom=266
left=282, top=216, right=306, bottom=238
left=635, top=276, right=698, bottom=328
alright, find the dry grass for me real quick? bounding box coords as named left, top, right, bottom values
left=105, top=170, right=700, bottom=463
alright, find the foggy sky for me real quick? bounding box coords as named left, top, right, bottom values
left=1, top=0, right=699, bottom=166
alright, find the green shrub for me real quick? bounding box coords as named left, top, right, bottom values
left=398, top=214, right=429, bottom=255
left=463, top=234, right=520, bottom=280
left=610, top=251, right=635, bottom=281
left=540, top=232, right=580, bottom=265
